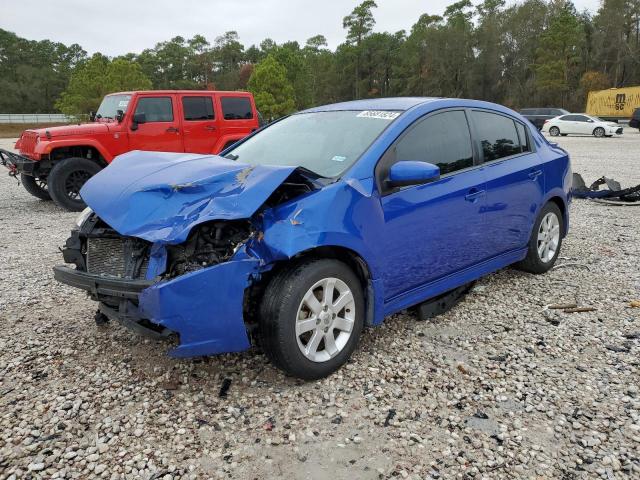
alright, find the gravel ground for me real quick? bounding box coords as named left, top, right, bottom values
left=0, top=132, right=638, bottom=480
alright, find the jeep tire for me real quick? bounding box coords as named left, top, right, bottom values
left=21, top=173, right=51, bottom=201
left=48, top=157, right=102, bottom=212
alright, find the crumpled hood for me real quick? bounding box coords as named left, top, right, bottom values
left=80, top=150, right=297, bottom=244
left=30, top=122, right=111, bottom=138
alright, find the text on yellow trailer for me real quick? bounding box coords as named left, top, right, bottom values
left=586, top=86, right=640, bottom=121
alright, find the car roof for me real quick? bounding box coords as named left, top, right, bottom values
left=302, top=97, right=441, bottom=113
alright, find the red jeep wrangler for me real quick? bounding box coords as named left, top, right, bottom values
left=0, top=90, right=260, bottom=211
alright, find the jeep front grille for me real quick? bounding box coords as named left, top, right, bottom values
left=86, top=237, right=149, bottom=279
left=19, top=131, right=38, bottom=155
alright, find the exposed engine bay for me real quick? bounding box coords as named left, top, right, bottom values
left=61, top=168, right=322, bottom=286
left=164, top=221, right=252, bottom=278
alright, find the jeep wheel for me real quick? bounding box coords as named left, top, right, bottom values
left=259, top=259, right=364, bottom=380
left=48, top=158, right=101, bottom=211
left=20, top=173, right=51, bottom=201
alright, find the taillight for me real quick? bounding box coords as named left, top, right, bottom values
left=543, top=120, right=549, bottom=123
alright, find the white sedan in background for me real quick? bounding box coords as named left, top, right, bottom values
left=542, top=114, right=623, bottom=137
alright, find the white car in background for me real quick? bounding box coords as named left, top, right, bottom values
left=542, top=114, right=623, bottom=137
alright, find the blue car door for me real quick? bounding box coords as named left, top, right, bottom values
left=376, top=110, right=488, bottom=299
left=469, top=110, right=545, bottom=255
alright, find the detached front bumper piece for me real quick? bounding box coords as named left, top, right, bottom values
left=53, top=258, right=259, bottom=358
left=0, top=149, right=37, bottom=176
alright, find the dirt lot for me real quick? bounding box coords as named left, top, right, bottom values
left=0, top=132, right=638, bottom=480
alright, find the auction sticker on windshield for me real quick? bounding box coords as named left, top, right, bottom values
left=357, top=111, right=401, bottom=120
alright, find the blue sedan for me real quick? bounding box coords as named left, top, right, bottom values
left=54, top=98, right=571, bottom=379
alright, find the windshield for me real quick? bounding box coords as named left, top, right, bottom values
left=96, top=94, right=132, bottom=120
left=225, top=110, right=400, bottom=177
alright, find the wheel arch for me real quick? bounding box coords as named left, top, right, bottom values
left=546, top=195, right=568, bottom=236
left=49, top=144, right=109, bottom=168
left=251, top=245, right=382, bottom=328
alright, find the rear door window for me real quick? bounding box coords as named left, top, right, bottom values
left=134, top=97, right=173, bottom=122
left=573, top=115, right=590, bottom=122
left=221, top=97, right=253, bottom=120
left=471, top=111, right=522, bottom=161
left=182, top=96, right=215, bottom=120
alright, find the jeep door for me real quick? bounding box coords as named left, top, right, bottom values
left=469, top=110, right=544, bottom=255
left=376, top=110, right=487, bottom=299
left=180, top=94, right=218, bottom=154
left=128, top=94, right=184, bottom=152
left=215, top=94, right=258, bottom=151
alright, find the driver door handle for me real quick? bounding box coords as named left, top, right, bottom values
left=205, top=126, right=217, bottom=131
left=166, top=127, right=179, bottom=133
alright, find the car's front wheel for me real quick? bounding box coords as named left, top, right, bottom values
left=517, top=202, right=563, bottom=274
left=48, top=158, right=102, bottom=211
left=593, top=127, right=605, bottom=137
left=549, top=126, right=560, bottom=136
left=259, top=259, right=364, bottom=380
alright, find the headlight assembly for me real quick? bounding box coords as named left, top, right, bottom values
left=75, top=207, right=93, bottom=227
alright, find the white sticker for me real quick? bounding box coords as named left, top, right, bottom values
left=332, top=155, right=347, bottom=162
left=357, top=110, right=400, bottom=120
left=118, top=100, right=129, bottom=107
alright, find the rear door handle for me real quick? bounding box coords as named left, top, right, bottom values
left=464, top=189, right=486, bottom=202
left=528, top=169, right=543, bottom=180
left=166, top=127, right=179, bottom=133
left=205, top=126, right=216, bottom=131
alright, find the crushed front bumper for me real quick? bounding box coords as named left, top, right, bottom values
left=53, top=258, right=260, bottom=357
left=0, top=149, right=37, bottom=176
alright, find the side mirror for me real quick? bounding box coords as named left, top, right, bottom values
left=387, top=161, right=440, bottom=188
left=89, top=111, right=96, bottom=122
left=131, top=112, right=146, bottom=131
left=116, top=110, right=124, bottom=123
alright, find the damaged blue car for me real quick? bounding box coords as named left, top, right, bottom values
left=54, top=98, right=571, bottom=379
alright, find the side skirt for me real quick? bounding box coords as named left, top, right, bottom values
left=382, top=248, right=527, bottom=317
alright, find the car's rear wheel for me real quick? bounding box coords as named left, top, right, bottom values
left=593, top=127, right=605, bottom=137
left=259, top=259, right=364, bottom=380
left=549, top=126, right=560, bottom=136
left=48, top=158, right=101, bottom=211
left=516, top=202, right=563, bottom=274
left=20, top=173, right=51, bottom=201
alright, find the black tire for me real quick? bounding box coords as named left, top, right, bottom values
left=20, top=173, right=51, bottom=201
left=48, top=158, right=102, bottom=211
left=549, top=126, right=560, bottom=136
left=259, top=259, right=365, bottom=380
left=516, top=202, right=564, bottom=274
left=593, top=127, right=605, bottom=137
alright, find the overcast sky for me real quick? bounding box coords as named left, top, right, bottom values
left=2, top=0, right=601, bottom=56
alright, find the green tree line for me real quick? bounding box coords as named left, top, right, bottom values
left=1, top=0, right=639, bottom=118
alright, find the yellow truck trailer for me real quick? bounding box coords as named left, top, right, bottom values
left=586, top=86, right=640, bottom=121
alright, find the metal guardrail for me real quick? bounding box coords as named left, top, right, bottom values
left=0, top=114, right=89, bottom=124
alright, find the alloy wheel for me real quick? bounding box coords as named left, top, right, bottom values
left=295, top=277, right=356, bottom=363
left=64, top=170, right=91, bottom=200
left=537, top=212, right=560, bottom=263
